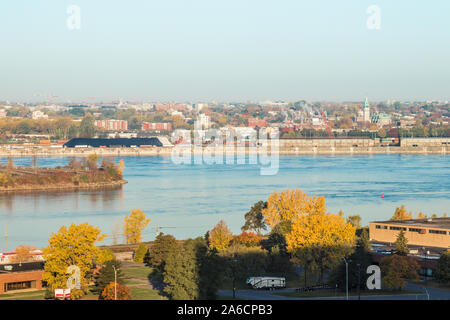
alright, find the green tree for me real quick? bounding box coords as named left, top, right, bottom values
left=434, top=252, right=450, bottom=285
left=329, top=229, right=372, bottom=291
left=145, top=233, right=178, bottom=272
left=163, top=238, right=201, bottom=300
left=346, top=215, right=362, bottom=229
left=394, top=230, right=409, bottom=256
left=241, top=201, right=267, bottom=234
left=134, top=243, right=149, bottom=263
left=94, top=259, right=125, bottom=295
left=380, top=255, right=419, bottom=290
left=79, top=113, right=96, bottom=138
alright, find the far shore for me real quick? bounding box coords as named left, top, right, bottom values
left=0, top=145, right=448, bottom=157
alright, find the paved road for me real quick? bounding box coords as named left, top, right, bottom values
left=218, top=283, right=450, bottom=300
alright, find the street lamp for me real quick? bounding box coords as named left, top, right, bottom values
left=342, top=258, right=349, bottom=301
left=112, top=265, right=118, bottom=300
left=357, top=264, right=361, bottom=300
left=232, top=257, right=238, bottom=299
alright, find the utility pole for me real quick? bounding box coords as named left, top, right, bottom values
left=342, top=257, right=349, bottom=301
left=4, top=224, right=7, bottom=251
left=113, top=265, right=117, bottom=300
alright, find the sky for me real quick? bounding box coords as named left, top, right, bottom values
left=0, top=1, right=449, bottom=103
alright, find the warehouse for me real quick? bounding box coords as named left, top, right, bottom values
left=369, top=217, right=450, bottom=248
left=63, top=137, right=163, bottom=148
left=0, top=262, right=44, bottom=294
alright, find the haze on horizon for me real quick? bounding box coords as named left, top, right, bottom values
left=0, top=0, right=449, bottom=103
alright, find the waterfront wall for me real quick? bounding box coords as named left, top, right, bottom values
left=0, top=145, right=448, bottom=157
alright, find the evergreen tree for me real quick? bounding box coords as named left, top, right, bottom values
left=94, top=259, right=125, bottom=296
left=394, top=230, right=409, bottom=256
left=434, top=252, right=450, bottom=285
left=146, top=233, right=178, bottom=272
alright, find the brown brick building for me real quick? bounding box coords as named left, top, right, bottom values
left=369, top=218, right=450, bottom=248
left=0, top=262, right=44, bottom=294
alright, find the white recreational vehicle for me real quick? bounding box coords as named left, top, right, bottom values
left=246, top=277, right=286, bottom=290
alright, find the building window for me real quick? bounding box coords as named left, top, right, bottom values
left=409, top=228, right=425, bottom=233
left=4, top=280, right=36, bottom=292
left=390, top=226, right=406, bottom=231
left=428, top=229, right=447, bottom=235
left=376, top=225, right=388, bottom=230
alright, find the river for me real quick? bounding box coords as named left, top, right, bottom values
left=0, top=154, right=449, bottom=249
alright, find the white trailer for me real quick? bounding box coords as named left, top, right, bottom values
left=246, top=277, right=286, bottom=290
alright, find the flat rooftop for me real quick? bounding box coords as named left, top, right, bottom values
left=371, top=217, right=450, bottom=230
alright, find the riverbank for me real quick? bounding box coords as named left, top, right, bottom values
left=0, top=179, right=127, bottom=194
left=0, top=145, right=448, bottom=157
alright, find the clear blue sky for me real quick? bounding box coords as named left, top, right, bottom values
left=1, top=1, right=449, bottom=102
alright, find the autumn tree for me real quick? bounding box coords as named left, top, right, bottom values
left=262, top=189, right=327, bottom=229
left=241, top=201, right=267, bottom=234
left=380, top=255, right=419, bottom=290
left=417, top=212, right=427, bottom=219
left=391, top=205, right=412, bottom=221
left=208, top=220, right=233, bottom=251
left=42, top=223, right=106, bottom=295
left=10, top=245, right=36, bottom=264
left=123, top=209, right=150, bottom=244
left=394, top=230, right=410, bottom=256
left=101, top=282, right=131, bottom=300
left=287, top=212, right=356, bottom=281
left=262, top=189, right=355, bottom=282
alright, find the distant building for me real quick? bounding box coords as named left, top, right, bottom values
left=369, top=218, right=450, bottom=248
left=94, top=119, right=128, bottom=131
left=0, top=110, right=6, bottom=118
left=142, top=122, right=172, bottom=131
left=248, top=118, right=268, bottom=128
left=197, top=114, right=210, bottom=130
left=363, top=98, right=371, bottom=123
left=32, top=110, right=48, bottom=120
left=371, top=113, right=391, bottom=126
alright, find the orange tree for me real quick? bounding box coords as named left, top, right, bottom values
left=101, top=282, right=131, bottom=300
left=262, top=189, right=356, bottom=282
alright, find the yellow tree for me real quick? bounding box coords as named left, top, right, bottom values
left=417, top=212, right=427, bottom=219
left=391, top=205, right=412, bottom=221
left=42, top=223, right=106, bottom=294
left=123, top=209, right=150, bottom=244
left=11, top=245, right=36, bottom=264
left=262, top=189, right=326, bottom=229
left=286, top=212, right=356, bottom=281
left=209, top=220, right=233, bottom=251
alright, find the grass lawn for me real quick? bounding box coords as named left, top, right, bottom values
left=275, top=289, right=422, bottom=299
left=0, top=290, right=46, bottom=300
left=122, top=265, right=156, bottom=280
left=124, top=279, right=147, bottom=285
left=130, top=287, right=167, bottom=300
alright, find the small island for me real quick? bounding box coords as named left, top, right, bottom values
left=0, top=155, right=127, bottom=193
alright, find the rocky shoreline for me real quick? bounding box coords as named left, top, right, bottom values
left=0, top=179, right=127, bottom=194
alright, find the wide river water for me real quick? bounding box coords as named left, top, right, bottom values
left=0, top=154, right=449, bottom=249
